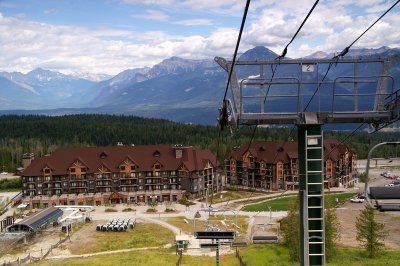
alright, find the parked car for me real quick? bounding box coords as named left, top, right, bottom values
left=385, top=183, right=395, bottom=187
left=381, top=171, right=391, bottom=177
left=350, top=196, right=365, bottom=203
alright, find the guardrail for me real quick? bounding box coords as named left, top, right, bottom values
left=2, top=235, right=70, bottom=265
left=235, top=248, right=247, bottom=266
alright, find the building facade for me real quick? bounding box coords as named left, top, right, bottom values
left=21, top=144, right=218, bottom=208
left=225, top=139, right=357, bottom=191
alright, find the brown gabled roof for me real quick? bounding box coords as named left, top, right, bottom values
left=230, top=139, right=351, bottom=163
left=22, top=145, right=216, bottom=176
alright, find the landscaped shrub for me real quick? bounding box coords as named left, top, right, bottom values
left=122, top=208, right=136, bottom=212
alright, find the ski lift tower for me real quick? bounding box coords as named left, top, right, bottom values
left=216, top=55, right=400, bottom=266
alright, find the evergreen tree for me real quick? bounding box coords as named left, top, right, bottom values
left=324, top=199, right=340, bottom=261
left=280, top=196, right=300, bottom=262
left=356, top=205, right=388, bottom=258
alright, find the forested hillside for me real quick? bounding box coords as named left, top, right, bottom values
left=0, top=114, right=398, bottom=172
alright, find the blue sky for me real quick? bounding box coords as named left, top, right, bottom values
left=1, top=0, right=400, bottom=75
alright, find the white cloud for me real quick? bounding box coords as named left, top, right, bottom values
left=134, top=9, right=169, bottom=21
left=44, top=9, right=58, bottom=15
left=174, top=19, right=214, bottom=26
left=1, top=0, right=400, bottom=75
left=121, top=0, right=173, bottom=5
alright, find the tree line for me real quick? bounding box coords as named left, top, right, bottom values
left=0, top=114, right=398, bottom=172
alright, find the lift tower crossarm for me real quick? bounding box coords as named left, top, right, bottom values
left=217, top=55, right=400, bottom=266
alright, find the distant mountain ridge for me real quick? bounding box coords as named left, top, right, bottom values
left=0, top=68, right=99, bottom=109
left=1, top=46, right=399, bottom=125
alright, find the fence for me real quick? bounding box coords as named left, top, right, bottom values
left=2, top=235, right=70, bottom=265
left=235, top=248, right=246, bottom=266
left=175, top=250, right=182, bottom=266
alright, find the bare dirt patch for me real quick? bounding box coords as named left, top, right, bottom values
left=337, top=201, right=400, bottom=249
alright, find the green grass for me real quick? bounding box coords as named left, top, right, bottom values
left=199, top=189, right=268, bottom=204
left=34, top=245, right=400, bottom=266
left=67, top=223, right=175, bottom=254
left=34, top=248, right=239, bottom=266
left=328, top=247, right=400, bottom=266
left=242, top=192, right=357, bottom=212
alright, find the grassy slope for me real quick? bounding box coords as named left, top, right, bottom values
left=242, top=192, right=357, bottom=212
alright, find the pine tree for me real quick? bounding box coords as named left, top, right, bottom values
left=280, top=196, right=300, bottom=262
left=324, top=199, right=340, bottom=261
left=355, top=205, right=388, bottom=258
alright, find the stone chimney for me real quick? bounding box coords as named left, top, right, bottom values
left=22, top=153, right=34, bottom=169
left=174, top=144, right=184, bottom=159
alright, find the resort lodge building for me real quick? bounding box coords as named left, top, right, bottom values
left=21, top=144, right=218, bottom=208
left=225, top=139, right=357, bottom=191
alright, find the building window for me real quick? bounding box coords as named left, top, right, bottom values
left=81, top=167, right=86, bottom=172
left=70, top=168, right=76, bottom=173
left=131, top=165, right=136, bottom=171
left=44, top=169, right=50, bottom=174
left=120, top=166, right=126, bottom=171
left=171, top=171, right=176, bottom=176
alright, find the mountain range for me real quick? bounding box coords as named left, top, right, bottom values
left=1, top=46, right=399, bottom=125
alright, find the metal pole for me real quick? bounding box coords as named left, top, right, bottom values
left=364, top=142, right=400, bottom=208
left=216, top=239, right=219, bottom=266
left=299, top=124, right=324, bottom=266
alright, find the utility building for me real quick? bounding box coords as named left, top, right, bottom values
left=7, top=207, right=63, bottom=232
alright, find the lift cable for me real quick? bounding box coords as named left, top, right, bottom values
left=277, top=0, right=320, bottom=60
left=304, top=0, right=400, bottom=112
left=244, top=0, right=321, bottom=154
left=219, top=0, right=251, bottom=131
left=334, top=0, right=400, bottom=59
left=214, top=0, right=251, bottom=204
left=222, top=0, right=251, bottom=102
left=323, top=123, right=366, bottom=160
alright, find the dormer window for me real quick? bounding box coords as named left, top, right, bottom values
left=100, top=151, right=108, bottom=159
left=81, top=168, right=86, bottom=172
left=44, top=169, right=51, bottom=174
left=70, top=168, right=76, bottom=173
left=120, top=166, right=126, bottom=171
left=153, top=150, right=160, bottom=157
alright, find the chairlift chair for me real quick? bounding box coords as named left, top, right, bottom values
left=365, top=142, right=400, bottom=211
